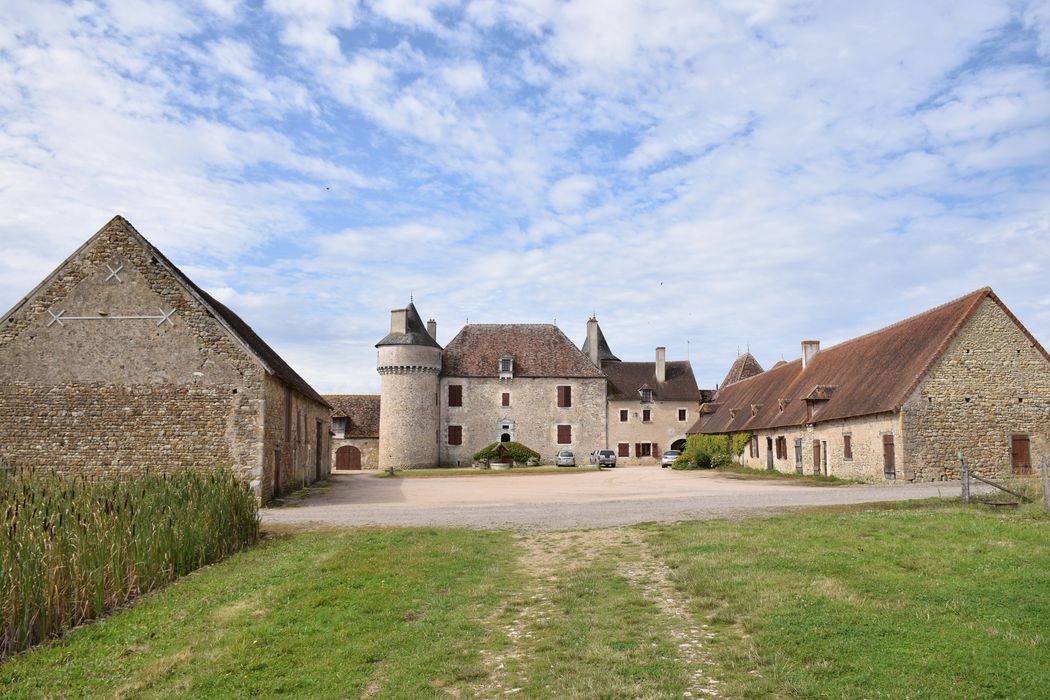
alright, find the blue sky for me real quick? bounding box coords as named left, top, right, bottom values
left=1, top=0, right=1049, bottom=392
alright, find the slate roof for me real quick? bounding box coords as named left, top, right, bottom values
left=604, top=361, right=702, bottom=401
left=326, top=395, right=380, bottom=438
left=690, top=288, right=1043, bottom=434
left=2, top=216, right=328, bottom=407
left=441, top=324, right=606, bottom=378
left=580, top=319, right=621, bottom=364
left=376, top=302, right=441, bottom=348
left=720, top=352, right=764, bottom=387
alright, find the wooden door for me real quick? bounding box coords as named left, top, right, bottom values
left=316, top=421, right=324, bottom=481
left=766, top=437, right=774, bottom=470
left=336, top=445, right=362, bottom=471
left=1011, top=435, right=1032, bottom=475
left=883, top=435, right=896, bottom=479
left=812, top=440, right=821, bottom=475
left=794, top=439, right=803, bottom=474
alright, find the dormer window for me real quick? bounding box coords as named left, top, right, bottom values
left=639, top=387, right=653, bottom=403
left=499, top=353, right=514, bottom=380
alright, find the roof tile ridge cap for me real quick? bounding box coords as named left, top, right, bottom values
left=892, top=288, right=991, bottom=411
left=813, top=287, right=991, bottom=355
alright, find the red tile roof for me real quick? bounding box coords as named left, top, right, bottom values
left=441, top=324, right=606, bottom=378
left=326, top=394, right=380, bottom=438
left=690, top=288, right=1044, bottom=434
left=604, top=361, right=702, bottom=401
left=720, top=352, right=764, bottom=387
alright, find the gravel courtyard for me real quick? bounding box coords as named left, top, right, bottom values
left=261, top=466, right=963, bottom=530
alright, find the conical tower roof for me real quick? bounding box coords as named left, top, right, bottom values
left=720, top=352, right=764, bottom=388
left=581, top=320, right=620, bottom=364
left=376, top=302, right=441, bottom=348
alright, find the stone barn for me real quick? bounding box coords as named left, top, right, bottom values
left=328, top=395, right=380, bottom=471
left=690, top=288, right=1050, bottom=482
left=0, top=215, right=330, bottom=503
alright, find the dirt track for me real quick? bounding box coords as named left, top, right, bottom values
left=261, top=466, right=963, bottom=530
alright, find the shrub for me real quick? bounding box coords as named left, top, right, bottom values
left=471, top=442, right=541, bottom=465
left=0, top=467, right=259, bottom=658
left=680, top=432, right=751, bottom=468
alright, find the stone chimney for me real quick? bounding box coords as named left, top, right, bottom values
left=802, top=340, right=820, bottom=369
left=426, top=318, right=437, bottom=340
left=586, top=316, right=599, bottom=366
left=655, top=346, right=666, bottom=383
left=390, top=308, right=408, bottom=335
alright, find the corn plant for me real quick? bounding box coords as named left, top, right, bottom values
left=1, top=467, right=259, bottom=658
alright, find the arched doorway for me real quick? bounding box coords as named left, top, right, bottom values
left=335, top=445, right=362, bottom=471
left=500, top=433, right=511, bottom=443
left=670, top=438, right=687, bottom=451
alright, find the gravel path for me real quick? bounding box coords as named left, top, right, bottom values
left=261, top=467, right=964, bottom=530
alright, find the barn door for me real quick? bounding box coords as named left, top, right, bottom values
left=883, top=435, right=896, bottom=480
left=336, top=445, right=362, bottom=471
left=1011, top=435, right=1032, bottom=475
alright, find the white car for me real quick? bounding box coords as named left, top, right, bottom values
left=661, top=450, right=681, bottom=468
left=556, top=450, right=576, bottom=467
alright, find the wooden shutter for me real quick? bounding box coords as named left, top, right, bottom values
left=448, top=425, right=462, bottom=445
left=448, top=385, right=462, bottom=407
left=635, top=443, right=642, bottom=458
left=1011, top=435, right=1031, bottom=475
left=843, top=435, right=852, bottom=460
left=813, top=440, right=821, bottom=474
left=557, top=386, right=572, bottom=408
left=882, top=435, right=895, bottom=478
left=653, top=443, right=659, bottom=457
left=557, top=425, right=572, bottom=444
left=502, top=392, right=510, bottom=407
left=618, top=443, right=629, bottom=457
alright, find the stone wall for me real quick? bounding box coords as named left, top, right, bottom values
left=739, top=412, right=902, bottom=482
left=607, top=399, right=699, bottom=464
left=331, top=437, right=379, bottom=470
left=0, top=224, right=268, bottom=493
left=903, top=297, right=1050, bottom=480
left=377, top=344, right=441, bottom=468
left=261, top=374, right=331, bottom=500
left=438, top=376, right=607, bottom=465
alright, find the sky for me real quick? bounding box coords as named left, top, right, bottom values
left=1, top=0, right=1049, bottom=393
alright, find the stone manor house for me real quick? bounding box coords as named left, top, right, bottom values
left=346, top=301, right=706, bottom=470
left=0, top=217, right=331, bottom=504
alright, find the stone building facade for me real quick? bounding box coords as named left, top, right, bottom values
left=328, top=395, right=380, bottom=471
left=371, top=302, right=705, bottom=468
left=690, top=289, right=1050, bottom=482
left=0, top=216, right=330, bottom=503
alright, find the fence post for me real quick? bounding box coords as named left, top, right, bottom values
left=959, top=451, right=969, bottom=504
left=1040, top=457, right=1050, bottom=514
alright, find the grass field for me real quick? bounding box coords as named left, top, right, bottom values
left=3, top=502, right=1049, bottom=698
left=712, top=462, right=854, bottom=485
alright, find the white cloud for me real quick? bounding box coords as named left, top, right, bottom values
left=548, top=175, right=598, bottom=212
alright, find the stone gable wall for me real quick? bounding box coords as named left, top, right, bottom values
left=902, top=297, right=1050, bottom=480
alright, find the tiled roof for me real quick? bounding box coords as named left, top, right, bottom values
left=326, top=395, right=380, bottom=438
left=376, top=302, right=441, bottom=348
left=720, top=352, right=764, bottom=387
left=16, top=216, right=331, bottom=407
left=690, top=288, right=1040, bottom=434
left=441, top=324, right=606, bottom=378
left=580, top=320, right=620, bottom=364
left=604, top=361, right=702, bottom=401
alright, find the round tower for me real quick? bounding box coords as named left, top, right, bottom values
left=377, top=302, right=442, bottom=468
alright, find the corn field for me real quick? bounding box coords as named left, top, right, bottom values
left=1, top=467, right=259, bottom=658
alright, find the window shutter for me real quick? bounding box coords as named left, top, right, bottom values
left=448, top=425, right=462, bottom=446
left=843, top=435, right=852, bottom=460
left=557, top=425, right=572, bottom=444
left=502, top=392, right=510, bottom=407
left=557, top=386, right=572, bottom=408
left=448, top=385, right=462, bottom=407
left=618, top=443, right=629, bottom=457
left=653, top=443, right=659, bottom=457
left=635, top=443, right=642, bottom=458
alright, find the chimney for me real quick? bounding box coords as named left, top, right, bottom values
left=586, top=316, right=599, bottom=366
left=426, top=318, right=437, bottom=340
left=802, top=340, right=820, bottom=369
left=390, top=308, right=408, bottom=335
left=655, top=346, right=666, bottom=383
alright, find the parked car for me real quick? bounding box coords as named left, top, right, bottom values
left=661, top=450, right=682, bottom=468
left=590, top=449, right=617, bottom=468
left=556, top=450, right=576, bottom=467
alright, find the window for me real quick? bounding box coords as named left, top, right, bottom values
left=500, top=358, right=512, bottom=372
left=499, top=353, right=514, bottom=378
left=447, top=425, right=463, bottom=446
left=502, top=392, right=511, bottom=407
left=843, top=434, right=853, bottom=461
left=636, top=443, right=652, bottom=457
left=642, top=409, right=652, bottom=422
left=618, top=443, right=630, bottom=457
left=557, top=424, right=572, bottom=444
left=750, top=435, right=759, bottom=459
left=776, top=436, right=787, bottom=460
left=640, top=388, right=653, bottom=403
left=619, top=409, right=629, bottom=422
left=557, top=385, right=572, bottom=408
left=678, top=408, right=687, bottom=422
left=448, top=384, right=462, bottom=407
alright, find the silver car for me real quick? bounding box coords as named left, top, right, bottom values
left=591, top=449, right=617, bottom=467
left=661, top=450, right=681, bottom=468
left=556, top=450, right=576, bottom=467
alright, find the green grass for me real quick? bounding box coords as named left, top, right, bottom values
left=6, top=504, right=1050, bottom=698
left=375, top=465, right=600, bottom=478
left=712, top=462, right=854, bottom=485
left=646, top=503, right=1050, bottom=698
